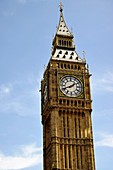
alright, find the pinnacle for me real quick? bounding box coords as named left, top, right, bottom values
left=56, top=3, right=72, bottom=37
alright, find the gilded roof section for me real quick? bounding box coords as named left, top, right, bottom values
left=52, top=49, right=83, bottom=62
left=56, top=7, right=72, bottom=37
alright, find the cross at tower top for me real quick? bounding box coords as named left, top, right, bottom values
left=56, top=1, right=72, bottom=37
left=59, top=0, right=63, bottom=12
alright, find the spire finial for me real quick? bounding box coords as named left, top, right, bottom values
left=82, top=51, right=86, bottom=61
left=59, top=0, right=63, bottom=12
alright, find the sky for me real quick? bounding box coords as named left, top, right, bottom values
left=0, top=0, right=113, bottom=169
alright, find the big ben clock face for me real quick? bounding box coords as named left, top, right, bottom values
left=60, top=75, right=82, bottom=97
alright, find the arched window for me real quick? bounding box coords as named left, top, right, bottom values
left=67, top=41, right=69, bottom=46
left=58, top=40, right=61, bottom=45
left=64, top=41, right=66, bottom=46
left=69, top=41, right=72, bottom=46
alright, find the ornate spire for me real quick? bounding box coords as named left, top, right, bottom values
left=56, top=1, right=72, bottom=37
left=52, top=2, right=83, bottom=63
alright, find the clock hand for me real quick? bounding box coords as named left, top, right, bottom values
left=68, top=82, right=76, bottom=88
left=62, top=82, right=75, bottom=90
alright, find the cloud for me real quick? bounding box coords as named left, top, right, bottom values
left=21, top=144, right=42, bottom=155
left=95, top=133, right=113, bottom=148
left=0, top=84, right=12, bottom=96
left=0, top=74, right=40, bottom=117
left=0, top=100, right=34, bottom=116
left=94, top=108, right=113, bottom=118
left=0, top=143, right=42, bottom=170
left=0, top=92, right=39, bottom=117
left=92, top=71, right=113, bottom=94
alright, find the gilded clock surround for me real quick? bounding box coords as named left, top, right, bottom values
left=60, top=75, right=82, bottom=97
left=41, top=3, right=96, bottom=170
left=58, top=74, right=84, bottom=98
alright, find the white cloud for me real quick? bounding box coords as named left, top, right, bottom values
left=0, top=100, right=31, bottom=116
left=94, top=108, right=113, bottom=118
left=0, top=144, right=42, bottom=170
left=92, top=71, right=113, bottom=94
left=95, top=133, right=113, bottom=148
left=21, top=144, right=42, bottom=156
left=0, top=75, right=40, bottom=117
left=0, top=84, right=12, bottom=96
left=0, top=93, right=39, bottom=117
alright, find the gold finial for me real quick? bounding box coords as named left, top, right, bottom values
left=44, top=64, right=46, bottom=71
left=86, top=64, right=89, bottom=72
left=59, top=0, right=63, bottom=12
left=82, top=51, right=86, bottom=61
left=71, top=27, right=73, bottom=34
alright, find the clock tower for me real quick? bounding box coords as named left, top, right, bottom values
left=41, top=2, right=96, bottom=170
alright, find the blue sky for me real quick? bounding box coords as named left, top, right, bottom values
left=0, top=0, right=113, bottom=169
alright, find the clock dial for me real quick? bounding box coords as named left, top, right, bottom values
left=60, top=76, right=82, bottom=97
